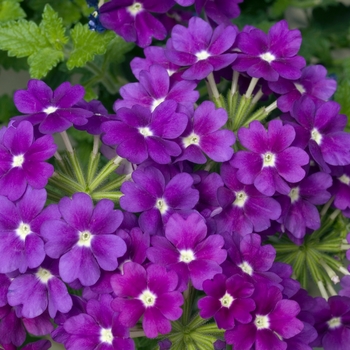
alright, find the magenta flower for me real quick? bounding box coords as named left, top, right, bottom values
left=111, top=262, right=183, bottom=338
left=13, top=80, right=92, bottom=134
left=147, top=212, right=227, bottom=290
left=0, top=121, right=56, bottom=201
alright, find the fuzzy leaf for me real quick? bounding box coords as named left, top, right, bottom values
left=0, top=0, right=26, bottom=23
left=27, top=47, right=63, bottom=78
left=67, top=23, right=115, bottom=70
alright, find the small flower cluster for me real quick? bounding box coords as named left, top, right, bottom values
left=1, top=1, right=350, bottom=349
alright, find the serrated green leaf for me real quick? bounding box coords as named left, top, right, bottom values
left=0, top=0, right=26, bottom=23
left=105, top=36, right=135, bottom=64
left=67, top=24, right=115, bottom=70
left=0, top=94, right=17, bottom=124
left=0, top=20, right=46, bottom=57
left=40, top=4, right=68, bottom=50
left=27, top=47, right=63, bottom=78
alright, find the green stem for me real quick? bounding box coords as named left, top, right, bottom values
left=97, top=175, right=130, bottom=192
left=86, top=152, right=101, bottom=186
left=67, top=151, right=86, bottom=188
left=242, top=107, right=268, bottom=128
left=207, top=72, right=220, bottom=99
left=181, top=284, right=196, bottom=326
left=91, top=191, right=123, bottom=202
left=233, top=95, right=252, bottom=131
left=48, top=173, right=85, bottom=194
left=227, top=91, right=239, bottom=130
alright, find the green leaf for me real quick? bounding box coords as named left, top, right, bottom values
left=27, top=47, right=63, bottom=78
left=269, top=0, right=289, bottom=18
left=67, top=24, right=115, bottom=70
left=40, top=4, right=68, bottom=50
left=335, top=79, right=350, bottom=132
left=0, top=0, right=26, bottom=23
left=0, top=50, right=27, bottom=71
left=0, top=94, right=17, bottom=124
left=105, top=36, right=135, bottom=64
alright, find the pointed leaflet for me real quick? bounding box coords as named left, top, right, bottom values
left=0, top=0, right=26, bottom=23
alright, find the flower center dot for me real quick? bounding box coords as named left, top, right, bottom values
left=36, top=267, right=52, bottom=284
left=260, top=52, right=275, bottom=63
left=43, top=106, right=57, bottom=114
left=78, top=230, right=92, bottom=247
left=219, top=292, right=234, bottom=308
left=311, top=128, right=322, bottom=145
left=238, top=261, right=253, bottom=276
left=151, top=97, right=165, bottom=112
left=127, top=2, right=143, bottom=16
left=234, top=191, right=248, bottom=208
left=339, top=174, right=350, bottom=185
left=294, top=83, right=306, bottom=94
left=16, top=222, right=31, bottom=240
left=139, top=126, right=153, bottom=137
left=255, top=314, right=270, bottom=330
left=100, top=328, right=113, bottom=344
left=156, top=198, right=168, bottom=214
left=328, top=317, right=341, bottom=329
left=179, top=249, right=195, bottom=263
left=262, top=152, right=276, bottom=167
left=139, top=289, right=156, bottom=307
left=289, top=187, right=300, bottom=203
left=183, top=133, right=200, bottom=148
left=12, top=154, right=24, bottom=168
left=196, top=50, right=210, bottom=61
left=167, top=69, right=176, bottom=76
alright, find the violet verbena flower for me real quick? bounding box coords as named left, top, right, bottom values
left=332, top=165, right=350, bottom=216
left=111, top=262, right=183, bottom=338
left=0, top=121, right=56, bottom=201
left=12, top=80, right=92, bottom=134
left=41, top=193, right=127, bottom=286
left=166, top=17, right=237, bottom=80
left=99, top=0, right=175, bottom=48
left=176, top=101, right=235, bottom=163
left=147, top=212, right=227, bottom=290
left=232, top=20, right=305, bottom=81
left=0, top=187, right=60, bottom=273
left=102, top=101, right=188, bottom=164
left=231, top=119, right=309, bottom=196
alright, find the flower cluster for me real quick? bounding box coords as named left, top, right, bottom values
left=1, top=1, right=350, bottom=349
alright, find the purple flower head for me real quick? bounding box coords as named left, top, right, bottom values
left=147, top=212, right=227, bottom=290
left=120, top=166, right=199, bottom=235
left=198, top=273, right=255, bottom=329
left=231, top=119, right=309, bottom=196
left=111, top=262, right=183, bottom=338
left=166, top=17, right=237, bottom=80
left=12, top=80, right=93, bottom=134
left=269, top=65, right=337, bottom=112
left=176, top=101, right=235, bottom=163
left=290, top=97, right=350, bottom=173
left=64, top=294, right=134, bottom=350
left=99, top=0, right=175, bottom=48
left=0, top=306, right=26, bottom=347
left=0, top=121, right=56, bottom=201
left=41, top=193, right=127, bottom=286
left=114, top=64, right=199, bottom=112
left=158, top=339, right=172, bottom=350
left=7, top=258, right=73, bottom=319
left=332, top=165, right=350, bottom=213
left=232, top=20, right=305, bottom=81
left=277, top=171, right=332, bottom=242
left=21, top=340, right=51, bottom=350
left=215, top=163, right=281, bottom=235
left=225, top=285, right=304, bottom=350
left=102, top=101, right=188, bottom=164
left=0, top=187, right=60, bottom=273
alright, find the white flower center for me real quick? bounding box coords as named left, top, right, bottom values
left=255, top=314, right=270, bottom=330
left=43, top=106, right=57, bottom=114
left=167, top=69, right=176, bottom=76
left=16, top=222, right=31, bottom=240
left=78, top=230, right=92, bottom=247
left=36, top=267, right=53, bottom=284
left=289, top=187, right=300, bottom=203
left=238, top=261, right=253, bottom=276
left=139, top=289, right=156, bottom=307
left=100, top=328, right=113, bottom=344
left=127, top=2, right=143, bottom=16
left=12, top=154, right=25, bottom=168
left=219, top=292, right=234, bottom=308
left=339, top=174, right=350, bottom=185
left=260, top=52, right=276, bottom=63
left=196, top=50, right=210, bottom=61
left=151, top=97, right=165, bottom=112
left=262, top=152, right=276, bottom=167
left=155, top=198, right=168, bottom=214
left=328, top=317, right=342, bottom=329
left=234, top=191, right=248, bottom=208
left=138, top=126, right=153, bottom=137
left=183, top=133, right=200, bottom=148
left=179, top=249, right=195, bottom=263
left=294, top=82, right=306, bottom=94
left=311, top=128, right=322, bottom=145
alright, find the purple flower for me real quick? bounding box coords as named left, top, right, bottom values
left=0, top=121, right=56, bottom=201
left=102, top=101, right=188, bottom=164
left=331, top=165, right=350, bottom=213
left=41, top=193, right=127, bottom=286
left=176, top=101, right=235, bottom=163
left=111, top=262, right=183, bottom=338
left=231, top=120, right=309, bottom=196
left=99, top=0, right=175, bottom=47
left=166, top=17, right=237, bottom=80
left=21, top=340, right=51, bottom=350
left=198, top=273, right=255, bottom=329
left=12, top=80, right=92, bottom=134
left=232, top=20, right=305, bottom=81
left=147, top=212, right=227, bottom=290
left=0, top=187, right=60, bottom=273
